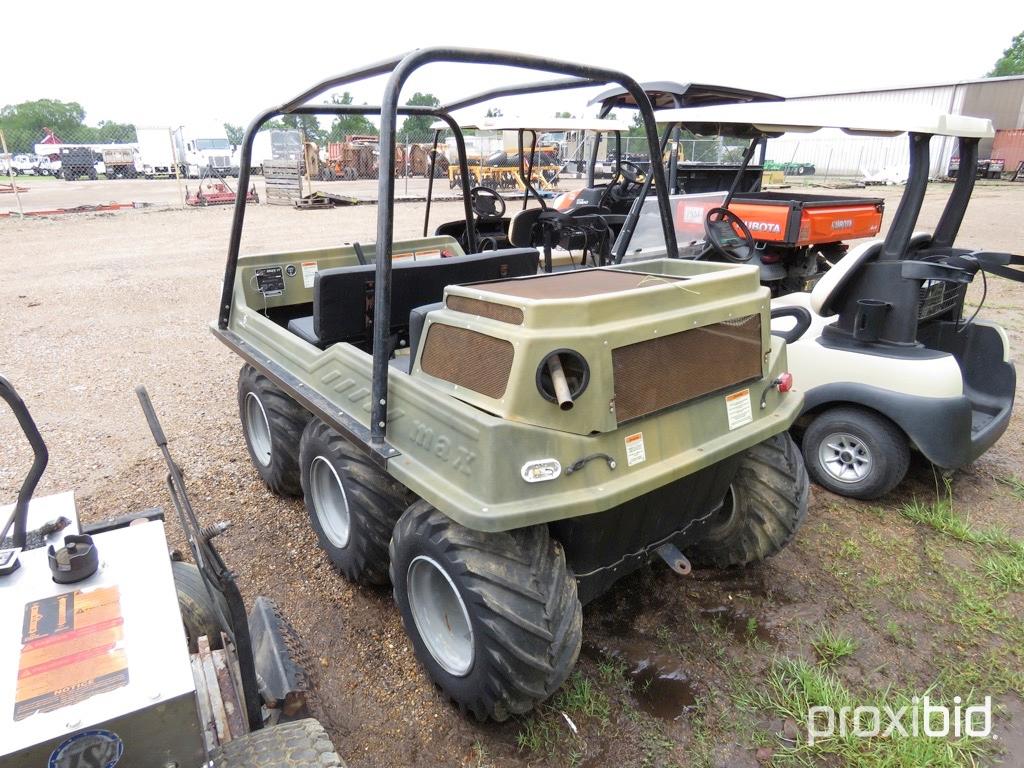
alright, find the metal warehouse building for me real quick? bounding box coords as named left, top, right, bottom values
left=764, top=74, right=1024, bottom=177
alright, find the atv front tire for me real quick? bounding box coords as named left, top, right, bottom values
left=211, top=718, right=345, bottom=767
left=390, top=501, right=582, bottom=721
left=686, top=432, right=809, bottom=568
left=300, top=418, right=414, bottom=585
left=238, top=364, right=310, bottom=496
left=801, top=406, right=909, bottom=500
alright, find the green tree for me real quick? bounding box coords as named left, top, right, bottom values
left=224, top=123, right=244, bottom=144
left=0, top=99, right=89, bottom=150
left=988, top=30, right=1024, bottom=76
left=325, top=92, right=378, bottom=143
left=399, top=92, right=441, bottom=142
left=90, top=120, right=137, bottom=143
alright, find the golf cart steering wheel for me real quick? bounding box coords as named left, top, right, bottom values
left=704, top=207, right=755, bottom=263
left=470, top=186, right=506, bottom=220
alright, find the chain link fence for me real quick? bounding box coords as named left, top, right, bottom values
left=1, top=116, right=755, bottom=217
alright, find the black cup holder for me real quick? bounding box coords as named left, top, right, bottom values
left=853, top=299, right=890, bottom=342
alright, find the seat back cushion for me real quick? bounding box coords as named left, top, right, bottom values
left=313, top=248, right=539, bottom=346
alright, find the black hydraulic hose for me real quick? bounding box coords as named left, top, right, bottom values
left=0, top=377, right=49, bottom=550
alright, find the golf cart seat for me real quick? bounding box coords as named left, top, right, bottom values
left=805, top=231, right=937, bottom=317
left=508, top=207, right=546, bottom=248
left=287, top=249, right=539, bottom=350
left=808, top=239, right=884, bottom=316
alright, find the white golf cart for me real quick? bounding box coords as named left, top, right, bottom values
left=645, top=102, right=1020, bottom=499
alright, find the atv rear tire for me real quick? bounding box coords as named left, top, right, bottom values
left=172, top=561, right=228, bottom=653
left=210, top=718, right=345, bottom=767
left=389, top=501, right=582, bottom=721
left=801, top=406, right=909, bottom=500
left=686, top=432, right=809, bottom=568
left=300, top=418, right=414, bottom=585
left=238, top=364, right=310, bottom=497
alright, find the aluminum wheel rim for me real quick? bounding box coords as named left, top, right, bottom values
left=407, top=555, right=474, bottom=677
left=244, top=393, right=272, bottom=467
left=818, top=432, right=872, bottom=483
left=309, top=457, right=351, bottom=548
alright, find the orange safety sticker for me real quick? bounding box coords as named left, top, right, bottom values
left=14, top=586, right=128, bottom=721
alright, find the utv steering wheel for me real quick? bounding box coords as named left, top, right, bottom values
left=617, top=160, right=644, bottom=189
left=470, top=186, right=506, bottom=220
left=703, top=207, right=754, bottom=263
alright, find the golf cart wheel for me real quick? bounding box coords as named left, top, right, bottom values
left=172, top=561, right=227, bottom=653
left=238, top=364, right=310, bottom=496
left=300, top=418, right=415, bottom=585
left=686, top=433, right=809, bottom=568
left=210, top=718, right=345, bottom=768
left=389, top=501, right=582, bottom=722
left=802, top=407, right=909, bottom=500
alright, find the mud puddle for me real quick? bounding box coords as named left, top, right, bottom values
left=584, top=640, right=699, bottom=720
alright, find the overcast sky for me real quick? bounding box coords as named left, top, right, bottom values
left=3, top=0, right=1023, bottom=129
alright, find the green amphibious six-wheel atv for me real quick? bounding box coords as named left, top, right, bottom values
left=214, top=49, right=810, bottom=721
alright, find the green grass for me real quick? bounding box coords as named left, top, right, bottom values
left=898, top=496, right=1022, bottom=555
left=737, top=657, right=990, bottom=767
left=996, top=475, right=1024, bottom=501
left=980, top=552, right=1024, bottom=591
left=553, top=672, right=611, bottom=722
left=811, top=627, right=859, bottom=667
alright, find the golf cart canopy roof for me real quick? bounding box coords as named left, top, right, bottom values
left=590, top=81, right=783, bottom=110
left=428, top=116, right=630, bottom=132
left=654, top=102, right=996, bottom=139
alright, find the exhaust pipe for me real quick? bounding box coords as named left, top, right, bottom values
left=547, top=354, right=574, bottom=411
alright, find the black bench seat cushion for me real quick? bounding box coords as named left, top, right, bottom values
left=289, top=248, right=538, bottom=348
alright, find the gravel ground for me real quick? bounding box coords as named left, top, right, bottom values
left=1, top=182, right=1022, bottom=767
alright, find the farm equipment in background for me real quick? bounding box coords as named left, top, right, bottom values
left=320, top=135, right=379, bottom=180
left=186, top=166, right=258, bottom=206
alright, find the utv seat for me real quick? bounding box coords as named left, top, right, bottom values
left=286, top=249, right=538, bottom=350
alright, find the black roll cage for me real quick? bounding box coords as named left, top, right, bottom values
left=218, top=48, right=678, bottom=446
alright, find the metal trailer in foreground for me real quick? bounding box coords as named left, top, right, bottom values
left=215, top=48, right=809, bottom=721
left=0, top=378, right=343, bottom=767
left=650, top=101, right=1021, bottom=499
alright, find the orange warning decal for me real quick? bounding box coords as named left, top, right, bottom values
left=14, top=586, right=129, bottom=721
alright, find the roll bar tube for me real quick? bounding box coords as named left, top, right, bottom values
left=881, top=132, right=931, bottom=260
left=931, top=136, right=979, bottom=250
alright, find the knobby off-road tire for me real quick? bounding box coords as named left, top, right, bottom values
left=172, top=561, right=228, bottom=653
left=300, top=418, right=415, bottom=585
left=686, top=432, right=809, bottom=568
left=389, top=501, right=582, bottom=721
left=210, top=718, right=346, bottom=768
left=801, top=406, right=910, bottom=500
left=238, top=364, right=310, bottom=497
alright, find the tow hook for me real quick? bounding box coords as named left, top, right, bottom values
left=656, top=543, right=692, bottom=576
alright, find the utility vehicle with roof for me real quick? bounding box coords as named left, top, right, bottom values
left=216, top=49, right=809, bottom=721
left=652, top=101, right=1020, bottom=499
left=558, top=82, right=888, bottom=294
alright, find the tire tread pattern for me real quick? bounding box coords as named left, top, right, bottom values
left=390, top=501, right=582, bottom=721
left=238, top=365, right=310, bottom=497
left=688, top=433, right=809, bottom=568
left=302, top=419, right=414, bottom=585
left=210, top=718, right=345, bottom=767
